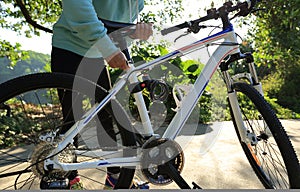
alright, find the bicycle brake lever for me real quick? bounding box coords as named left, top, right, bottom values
left=174, top=24, right=209, bottom=42
left=174, top=31, right=191, bottom=42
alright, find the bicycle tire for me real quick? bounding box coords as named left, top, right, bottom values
left=229, top=82, right=300, bottom=189
left=0, top=72, right=136, bottom=190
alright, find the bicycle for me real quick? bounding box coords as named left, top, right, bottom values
left=1, top=0, right=300, bottom=189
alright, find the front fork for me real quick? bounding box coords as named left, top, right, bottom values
left=248, top=62, right=264, bottom=96
left=230, top=53, right=264, bottom=96
left=222, top=69, right=249, bottom=143
left=221, top=53, right=260, bottom=144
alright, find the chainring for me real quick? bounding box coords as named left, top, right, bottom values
left=141, top=138, right=184, bottom=185
left=30, top=142, right=75, bottom=179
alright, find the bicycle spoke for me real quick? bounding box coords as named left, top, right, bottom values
left=17, top=173, right=37, bottom=190
left=0, top=150, right=29, bottom=162
left=263, top=154, right=288, bottom=188
left=264, top=143, right=289, bottom=187
left=232, top=82, right=300, bottom=188
left=253, top=129, right=289, bottom=188
left=79, top=174, right=105, bottom=186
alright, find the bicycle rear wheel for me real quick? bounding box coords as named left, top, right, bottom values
left=0, top=72, right=136, bottom=190
left=229, top=82, right=300, bottom=189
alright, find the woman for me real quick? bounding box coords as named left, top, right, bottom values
left=51, top=0, right=152, bottom=189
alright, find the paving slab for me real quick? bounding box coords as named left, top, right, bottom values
left=0, top=119, right=299, bottom=189
left=148, top=119, right=300, bottom=189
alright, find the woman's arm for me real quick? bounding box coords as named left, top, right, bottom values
left=62, top=0, right=119, bottom=59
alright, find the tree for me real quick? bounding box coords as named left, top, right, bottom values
left=0, top=0, right=60, bottom=64
left=0, top=0, right=183, bottom=63
left=249, top=0, right=300, bottom=113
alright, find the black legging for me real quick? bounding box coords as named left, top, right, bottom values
left=51, top=47, right=113, bottom=134
left=51, top=47, right=121, bottom=179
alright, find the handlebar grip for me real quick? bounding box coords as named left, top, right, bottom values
left=161, top=22, right=190, bottom=35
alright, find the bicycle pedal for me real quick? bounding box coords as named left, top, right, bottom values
left=40, top=178, right=69, bottom=189
left=133, top=180, right=150, bottom=189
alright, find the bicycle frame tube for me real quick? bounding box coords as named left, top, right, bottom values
left=163, top=26, right=240, bottom=139
left=46, top=156, right=140, bottom=172
left=51, top=78, right=127, bottom=154
left=47, top=24, right=246, bottom=171
left=227, top=91, right=248, bottom=142
left=127, top=66, right=153, bottom=136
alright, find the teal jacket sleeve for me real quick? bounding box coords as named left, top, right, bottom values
left=61, top=0, right=119, bottom=58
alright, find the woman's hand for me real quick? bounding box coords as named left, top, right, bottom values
left=105, top=51, right=129, bottom=70
left=130, top=23, right=153, bottom=40
left=105, top=23, right=153, bottom=70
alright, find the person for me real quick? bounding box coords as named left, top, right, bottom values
left=50, top=0, right=152, bottom=190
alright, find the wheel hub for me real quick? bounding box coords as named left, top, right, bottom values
left=258, top=132, right=269, bottom=140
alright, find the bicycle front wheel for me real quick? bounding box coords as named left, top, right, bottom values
left=229, top=82, right=300, bottom=189
left=0, top=72, right=136, bottom=190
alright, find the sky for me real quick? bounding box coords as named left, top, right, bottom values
left=2, top=0, right=246, bottom=55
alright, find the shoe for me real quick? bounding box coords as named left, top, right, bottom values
left=103, top=174, right=149, bottom=189
left=69, top=176, right=84, bottom=190
left=132, top=178, right=150, bottom=189
left=40, top=177, right=69, bottom=189
left=103, top=174, right=117, bottom=189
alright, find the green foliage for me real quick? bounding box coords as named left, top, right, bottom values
left=0, top=0, right=60, bottom=34
left=0, top=40, right=29, bottom=66
left=0, top=112, right=33, bottom=148
left=0, top=102, right=58, bottom=148
left=207, top=71, right=232, bottom=122
left=126, top=42, right=212, bottom=123
left=264, top=94, right=300, bottom=119
left=249, top=0, right=300, bottom=113
left=1, top=0, right=299, bottom=127
left=0, top=0, right=184, bottom=63
left=143, top=0, right=183, bottom=24
left=0, top=0, right=60, bottom=64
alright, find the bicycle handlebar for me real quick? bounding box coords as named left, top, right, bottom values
left=161, top=0, right=259, bottom=35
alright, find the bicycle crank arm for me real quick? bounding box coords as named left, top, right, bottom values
left=159, top=162, right=202, bottom=189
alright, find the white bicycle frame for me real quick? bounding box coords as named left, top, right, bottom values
left=45, top=23, right=258, bottom=172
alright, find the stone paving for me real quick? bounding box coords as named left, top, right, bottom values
left=0, top=119, right=299, bottom=189
left=149, top=119, right=300, bottom=189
